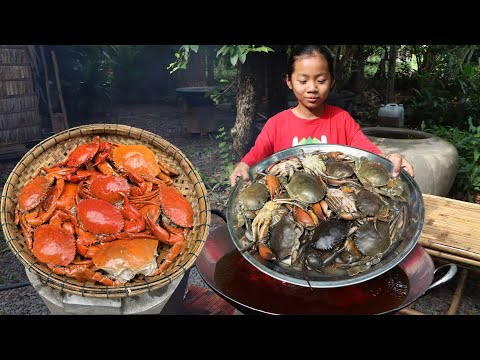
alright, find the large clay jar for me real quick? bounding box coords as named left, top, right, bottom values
left=362, top=127, right=458, bottom=196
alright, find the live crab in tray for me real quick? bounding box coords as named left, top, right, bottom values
left=226, top=144, right=424, bottom=288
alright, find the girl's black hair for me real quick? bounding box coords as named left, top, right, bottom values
left=287, top=45, right=335, bottom=81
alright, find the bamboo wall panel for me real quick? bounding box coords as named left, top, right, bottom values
left=0, top=45, right=42, bottom=144
left=0, top=95, right=37, bottom=113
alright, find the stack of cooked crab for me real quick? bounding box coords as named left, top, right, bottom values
left=15, top=136, right=193, bottom=286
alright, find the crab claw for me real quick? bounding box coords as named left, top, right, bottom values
left=265, top=174, right=281, bottom=200
left=258, top=243, right=276, bottom=261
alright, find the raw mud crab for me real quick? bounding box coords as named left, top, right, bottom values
left=268, top=212, right=305, bottom=265
left=235, top=181, right=269, bottom=228
left=353, top=188, right=395, bottom=224
left=267, top=156, right=303, bottom=178
left=352, top=156, right=406, bottom=201
left=284, top=171, right=326, bottom=205
left=231, top=148, right=412, bottom=281
left=248, top=200, right=289, bottom=260
left=320, top=187, right=363, bottom=221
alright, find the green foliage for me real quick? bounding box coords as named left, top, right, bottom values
left=216, top=45, right=274, bottom=67
left=53, top=45, right=113, bottom=117
left=167, top=45, right=199, bottom=74
left=404, top=45, right=480, bottom=130
left=167, top=45, right=273, bottom=106
left=422, top=118, right=480, bottom=202
left=110, top=45, right=146, bottom=104
left=203, top=127, right=236, bottom=206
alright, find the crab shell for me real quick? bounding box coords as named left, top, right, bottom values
left=355, top=189, right=384, bottom=217
left=89, top=175, right=131, bottom=203
left=354, top=157, right=390, bottom=188
left=33, top=224, right=76, bottom=266
left=18, top=175, right=55, bottom=212
left=92, top=239, right=159, bottom=283
left=285, top=171, right=326, bottom=204
left=269, top=213, right=303, bottom=263
left=76, top=198, right=124, bottom=235
left=111, top=144, right=160, bottom=177
left=354, top=221, right=391, bottom=256
left=310, top=219, right=349, bottom=250
left=159, top=186, right=193, bottom=228
left=237, top=182, right=269, bottom=212
left=66, top=136, right=100, bottom=167
left=325, top=160, right=354, bottom=179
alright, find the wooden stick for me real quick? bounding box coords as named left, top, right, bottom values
left=419, top=239, right=480, bottom=262
left=398, top=307, right=426, bottom=315
left=435, top=258, right=480, bottom=276
left=447, top=268, right=469, bottom=315
left=50, top=50, right=69, bottom=129
left=39, top=46, right=54, bottom=126
left=424, top=248, right=480, bottom=268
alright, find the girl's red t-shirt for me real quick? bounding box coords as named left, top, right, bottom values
left=241, top=105, right=381, bottom=166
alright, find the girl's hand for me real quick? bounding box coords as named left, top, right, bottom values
left=383, top=153, right=415, bottom=178
left=229, top=162, right=251, bottom=187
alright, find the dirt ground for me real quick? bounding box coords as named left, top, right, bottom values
left=1, top=103, right=479, bottom=315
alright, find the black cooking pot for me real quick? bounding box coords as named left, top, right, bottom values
left=196, top=218, right=457, bottom=315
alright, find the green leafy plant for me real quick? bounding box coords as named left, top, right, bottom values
left=203, top=127, right=236, bottom=207
left=167, top=45, right=273, bottom=105
left=422, top=117, right=480, bottom=202
left=167, top=45, right=199, bottom=74
left=215, top=45, right=273, bottom=66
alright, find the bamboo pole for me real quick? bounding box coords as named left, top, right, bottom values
left=398, top=307, right=426, bottom=315
left=424, top=248, right=480, bottom=268
left=447, top=268, right=469, bottom=315
left=50, top=50, right=69, bottom=129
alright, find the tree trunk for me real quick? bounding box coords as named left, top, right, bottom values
left=231, top=54, right=260, bottom=160
left=346, top=45, right=366, bottom=93
left=266, top=46, right=288, bottom=117
left=386, top=45, right=398, bottom=103
left=374, top=48, right=387, bottom=79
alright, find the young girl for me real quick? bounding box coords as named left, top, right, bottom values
left=229, top=45, right=415, bottom=186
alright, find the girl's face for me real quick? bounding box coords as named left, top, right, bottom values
left=286, top=53, right=334, bottom=116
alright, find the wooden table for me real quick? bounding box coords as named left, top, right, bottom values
left=401, top=193, right=480, bottom=315
left=419, top=194, right=480, bottom=268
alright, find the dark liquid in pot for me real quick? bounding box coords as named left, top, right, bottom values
left=214, top=250, right=409, bottom=314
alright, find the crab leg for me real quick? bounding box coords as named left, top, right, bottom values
left=120, top=193, right=145, bottom=233
left=157, top=159, right=179, bottom=177
left=47, top=263, right=92, bottom=278
left=82, top=268, right=124, bottom=286
left=153, top=239, right=187, bottom=274
left=145, top=215, right=184, bottom=245
left=93, top=140, right=114, bottom=166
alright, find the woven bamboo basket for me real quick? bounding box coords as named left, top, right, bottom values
left=0, top=124, right=211, bottom=298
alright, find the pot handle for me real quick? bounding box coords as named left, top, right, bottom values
left=425, top=264, right=458, bottom=292
left=211, top=209, right=227, bottom=223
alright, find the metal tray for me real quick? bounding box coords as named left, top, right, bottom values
left=226, top=144, right=425, bottom=288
